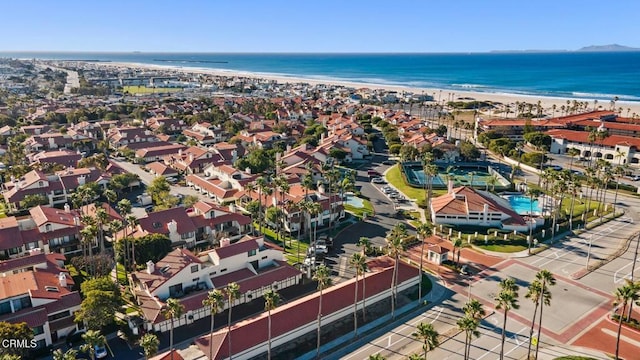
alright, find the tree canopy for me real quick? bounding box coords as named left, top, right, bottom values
left=115, top=233, right=172, bottom=265
left=75, top=277, right=121, bottom=330
left=0, top=322, right=33, bottom=357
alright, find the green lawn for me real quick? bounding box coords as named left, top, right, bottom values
left=256, top=223, right=310, bottom=265
left=386, top=165, right=425, bottom=200
left=123, top=85, right=183, bottom=94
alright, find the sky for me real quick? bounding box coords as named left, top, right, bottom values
left=1, top=0, right=639, bottom=53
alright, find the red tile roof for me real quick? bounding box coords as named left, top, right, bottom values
left=30, top=206, right=80, bottom=228
left=214, top=239, right=258, bottom=260
left=196, top=257, right=417, bottom=359
left=133, top=248, right=201, bottom=293
left=546, top=129, right=640, bottom=149
left=138, top=207, right=197, bottom=236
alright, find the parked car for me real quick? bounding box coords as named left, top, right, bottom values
left=308, top=245, right=328, bottom=256
left=66, top=329, right=86, bottom=346
left=367, top=170, right=381, bottom=177
left=304, top=256, right=323, bottom=268
left=95, top=344, right=108, bottom=359
left=629, top=175, right=640, bottom=181
left=371, top=177, right=386, bottom=184
left=382, top=160, right=396, bottom=165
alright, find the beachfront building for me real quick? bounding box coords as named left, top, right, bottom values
left=0, top=251, right=82, bottom=349
left=430, top=185, right=529, bottom=232
left=193, top=257, right=419, bottom=360
left=547, top=128, right=640, bottom=165
left=130, top=236, right=303, bottom=333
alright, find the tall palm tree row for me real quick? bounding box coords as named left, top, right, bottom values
left=162, top=298, right=185, bottom=360
left=386, top=223, right=408, bottom=319
left=313, top=264, right=332, bottom=359
left=495, top=278, right=519, bottom=360
left=202, top=289, right=225, bottom=360
left=264, top=289, right=281, bottom=360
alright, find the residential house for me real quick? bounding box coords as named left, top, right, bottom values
left=131, top=236, right=302, bottom=333
left=0, top=251, right=82, bottom=350
left=135, top=143, right=187, bottom=163
left=106, top=126, right=159, bottom=149
left=547, top=128, right=640, bottom=165
left=164, top=146, right=225, bottom=175
left=29, top=150, right=82, bottom=169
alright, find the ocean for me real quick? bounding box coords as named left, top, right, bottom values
left=2, top=51, right=639, bottom=102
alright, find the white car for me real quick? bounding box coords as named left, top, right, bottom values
left=371, top=177, right=386, bottom=184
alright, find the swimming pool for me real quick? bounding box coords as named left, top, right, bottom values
left=344, top=194, right=364, bottom=208
left=506, top=195, right=541, bottom=215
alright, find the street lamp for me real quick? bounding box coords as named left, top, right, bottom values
left=585, top=234, right=594, bottom=269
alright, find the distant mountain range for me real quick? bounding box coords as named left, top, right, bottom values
left=491, top=44, right=640, bottom=53
left=577, top=44, right=640, bottom=52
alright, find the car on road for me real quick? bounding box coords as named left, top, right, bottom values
left=570, top=169, right=583, bottom=176
left=371, top=177, right=386, bottom=184
left=367, top=170, right=381, bottom=177
left=460, top=263, right=476, bottom=276
left=316, top=236, right=333, bottom=250
left=382, top=160, right=396, bottom=165
left=308, top=245, right=328, bottom=256
left=629, top=175, right=640, bottom=181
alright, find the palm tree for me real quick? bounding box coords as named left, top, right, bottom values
left=80, top=330, right=106, bottom=360
left=314, top=265, right=333, bottom=358
left=567, top=148, right=581, bottom=171
left=453, top=238, right=462, bottom=269
left=386, top=223, right=408, bottom=319
left=495, top=278, right=519, bottom=360
left=487, top=174, right=499, bottom=192
left=349, top=252, right=367, bottom=337
left=457, top=315, right=481, bottom=360
left=534, top=270, right=556, bottom=360
left=526, top=187, right=542, bottom=253
left=256, top=176, right=269, bottom=233
left=550, top=175, right=567, bottom=242
left=53, top=349, right=78, bottom=360
left=225, top=282, right=241, bottom=360
left=463, top=298, right=486, bottom=321
left=415, top=222, right=431, bottom=301
left=525, top=279, right=548, bottom=360
left=202, top=289, right=225, bottom=360
left=357, top=236, right=371, bottom=321
left=613, top=281, right=637, bottom=360
left=407, top=354, right=423, bottom=360
left=109, top=219, right=124, bottom=284
left=94, top=207, right=108, bottom=253
left=264, top=289, right=281, bottom=360
left=162, top=298, right=185, bottom=360
left=412, top=322, right=439, bottom=360
left=125, top=214, right=138, bottom=270
left=139, top=333, right=159, bottom=359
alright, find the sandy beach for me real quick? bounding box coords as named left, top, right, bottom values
left=100, top=61, right=640, bottom=118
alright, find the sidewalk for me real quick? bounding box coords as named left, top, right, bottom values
left=535, top=345, right=607, bottom=360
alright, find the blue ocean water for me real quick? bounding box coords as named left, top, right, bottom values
left=2, top=51, right=639, bottom=102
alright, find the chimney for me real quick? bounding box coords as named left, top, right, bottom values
left=245, top=167, right=251, bottom=175
left=447, top=179, right=454, bottom=196
left=58, top=272, right=68, bottom=288
left=220, top=238, right=231, bottom=247
left=189, top=153, right=194, bottom=162
left=167, top=219, right=178, bottom=234
left=146, top=260, right=155, bottom=274
left=64, top=203, right=70, bottom=213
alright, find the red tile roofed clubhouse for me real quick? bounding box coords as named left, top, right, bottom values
left=195, top=257, right=419, bottom=360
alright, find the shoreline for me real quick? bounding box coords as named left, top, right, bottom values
left=95, top=61, right=640, bottom=117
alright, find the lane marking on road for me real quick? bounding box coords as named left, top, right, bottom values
left=613, top=258, right=640, bottom=284
left=532, top=219, right=632, bottom=268
left=343, top=306, right=444, bottom=359
left=476, top=326, right=528, bottom=360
